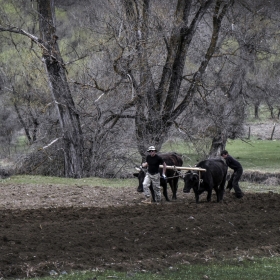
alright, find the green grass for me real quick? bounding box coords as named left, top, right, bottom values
left=1, top=138, right=279, bottom=187
left=224, top=139, right=280, bottom=172
left=162, top=138, right=280, bottom=172
left=0, top=175, right=137, bottom=188
left=2, top=175, right=280, bottom=196
left=27, top=257, right=280, bottom=280
left=246, top=104, right=279, bottom=123
left=241, top=181, right=280, bottom=193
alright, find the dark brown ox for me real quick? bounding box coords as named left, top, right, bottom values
left=133, top=152, right=183, bottom=201
left=183, top=159, right=228, bottom=203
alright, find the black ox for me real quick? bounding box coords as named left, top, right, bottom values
left=183, top=159, right=228, bottom=203
left=134, top=152, right=183, bottom=201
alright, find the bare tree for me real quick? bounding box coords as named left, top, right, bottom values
left=0, top=0, right=84, bottom=177
left=201, top=0, right=280, bottom=156
left=102, top=0, right=234, bottom=160
left=1, top=0, right=280, bottom=175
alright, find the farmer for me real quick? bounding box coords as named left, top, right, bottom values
left=141, top=146, right=167, bottom=203
left=221, top=150, right=244, bottom=198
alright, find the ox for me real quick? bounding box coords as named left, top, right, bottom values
left=183, top=159, right=227, bottom=203
left=133, top=152, right=183, bottom=201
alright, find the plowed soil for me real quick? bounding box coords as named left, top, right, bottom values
left=1, top=184, right=280, bottom=278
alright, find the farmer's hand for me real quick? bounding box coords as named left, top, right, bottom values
left=162, top=174, right=167, bottom=180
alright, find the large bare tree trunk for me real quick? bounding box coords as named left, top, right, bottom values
left=37, top=0, right=83, bottom=178
left=208, top=132, right=227, bottom=158
left=123, top=0, right=219, bottom=157
left=121, top=0, right=233, bottom=158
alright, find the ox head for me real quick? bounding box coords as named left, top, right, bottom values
left=183, top=171, right=199, bottom=193
left=133, top=166, right=147, bottom=192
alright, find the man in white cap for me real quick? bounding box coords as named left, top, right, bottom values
left=141, top=146, right=167, bottom=203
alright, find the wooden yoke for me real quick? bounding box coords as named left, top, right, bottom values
left=159, top=165, right=206, bottom=172
left=160, top=165, right=206, bottom=191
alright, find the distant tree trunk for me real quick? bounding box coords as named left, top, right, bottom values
left=37, top=0, right=84, bottom=177
left=266, top=101, right=275, bottom=119
left=13, top=101, right=33, bottom=144
left=12, top=88, right=39, bottom=144
left=208, top=9, right=259, bottom=157
left=254, top=103, right=259, bottom=119
left=208, top=131, right=227, bottom=158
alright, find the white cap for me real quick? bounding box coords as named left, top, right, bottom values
left=147, top=146, right=157, bottom=152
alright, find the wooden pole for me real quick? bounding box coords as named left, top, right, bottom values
left=270, top=123, right=276, bottom=140
left=160, top=165, right=206, bottom=172
left=248, top=126, right=251, bottom=140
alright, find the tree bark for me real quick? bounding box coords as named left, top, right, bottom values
left=123, top=0, right=222, bottom=158
left=254, top=103, right=259, bottom=119
left=37, top=0, right=84, bottom=178
left=208, top=132, right=227, bottom=158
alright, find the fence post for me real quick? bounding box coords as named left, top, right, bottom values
left=270, top=123, right=276, bottom=140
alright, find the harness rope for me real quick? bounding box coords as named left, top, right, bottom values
left=161, top=168, right=183, bottom=179
left=192, top=170, right=203, bottom=191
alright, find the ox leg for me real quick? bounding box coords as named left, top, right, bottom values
left=220, top=189, right=225, bottom=201
left=218, top=175, right=227, bottom=202
left=172, top=177, right=179, bottom=200
left=215, top=188, right=220, bottom=202
left=170, top=183, right=175, bottom=200
left=219, top=189, right=225, bottom=201
left=162, top=181, right=170, bottom=202
left=169, top=181, right=176, bottom=200
left=170, top=173, right=179, bottom=200
left=195, top=192, right=200, bottom=203
left=149, top=184, right=156, bottom=202
left=207, top=190, right=212, bottom=202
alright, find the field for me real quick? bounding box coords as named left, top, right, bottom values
left=1, top=180, right=280, bottom=279
left=1, top=121, right=280, bottom=279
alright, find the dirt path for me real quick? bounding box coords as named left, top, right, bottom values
left=1, top=184, right=280, bottom=278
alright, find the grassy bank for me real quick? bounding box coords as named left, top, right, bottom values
left=1, top=138, right=279, bottom=188
left=163, top=138, right=280, bottom=172
left=28, top=257, right=280, bottom=280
